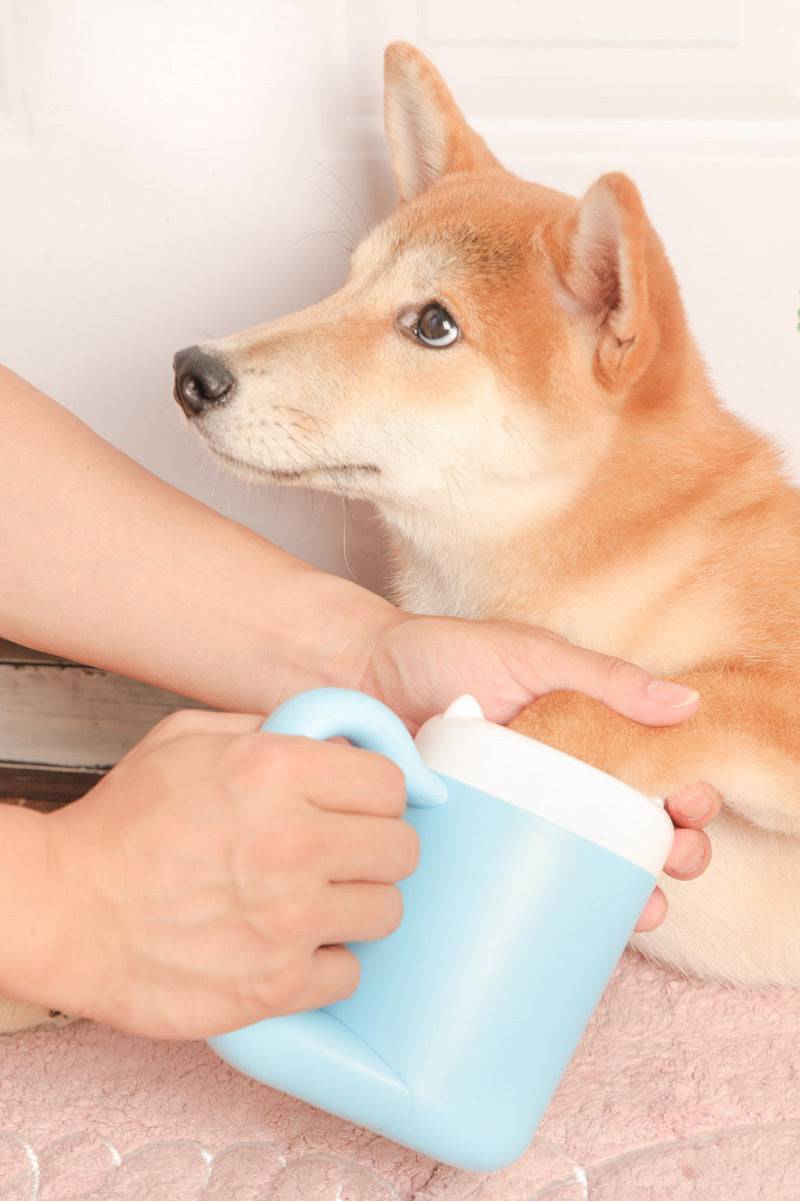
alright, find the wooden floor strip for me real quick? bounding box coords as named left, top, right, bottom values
left=0, top=640, right=205, bottom=806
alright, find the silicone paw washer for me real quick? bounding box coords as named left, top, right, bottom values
left=208, top=687, right=672, bottom=1172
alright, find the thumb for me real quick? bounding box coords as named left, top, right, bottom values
left=533, top=634, right=700, bottom=727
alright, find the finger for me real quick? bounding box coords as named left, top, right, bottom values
left=322, top=813, right=420, bottom=882
left=663, top=828, right=711, bottom=879
left=292, top=944, right=362, bottom=1010
left=144, top=709, right=265, bottom=747
left=211, top=734, right=408, bottom=818
left=318, top=881, right=404, bottom=944
left=634, top=886, right=668, bottom=932
left=666, top=782, right=722, bottom=829
left=282, top=739, right=407, bottom=817
left=532, top=633, right=701, bottom=727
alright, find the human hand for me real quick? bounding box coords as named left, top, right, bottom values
left=363, top=614, right=721, bottom=932
left=32, top=711, right=418, bottom=1040
left=636, top=779, right=721, bottom=931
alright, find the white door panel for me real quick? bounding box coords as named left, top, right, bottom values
left=0, top=0, right=382, bottom=587
left=1, top=1, right=798, bottom=604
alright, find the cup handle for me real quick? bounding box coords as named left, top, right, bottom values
left=260, top=687, right=447, bottom=808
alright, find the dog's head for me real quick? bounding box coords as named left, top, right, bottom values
left=174, top=42, right=688, bottom=529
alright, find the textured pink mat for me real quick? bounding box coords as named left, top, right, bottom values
left=1, top=950, right=799, bottom=1200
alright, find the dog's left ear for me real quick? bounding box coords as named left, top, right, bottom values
left=384, top=42, right=499, bottom=202
left=550, top=173, right=661, bottom=392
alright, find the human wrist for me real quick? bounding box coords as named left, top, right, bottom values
left=0, top=806, right=71, bottom=1011
left=255, top=566, right=403, bottom=709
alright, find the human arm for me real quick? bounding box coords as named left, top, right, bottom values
left=0, top=363, right=703, bottom=730
left=0, top=364, right=717, bottom=938
left=0, top=364, right=395, bottom=715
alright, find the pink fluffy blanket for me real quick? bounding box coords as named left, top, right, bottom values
left=1, top=950, right=798, bottom=1200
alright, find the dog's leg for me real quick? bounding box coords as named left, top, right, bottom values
left=509, top=661, right=800, bottom=835
left=628, top=806, right=800, bottom=985
left=509, top=662, right=800, bottom=984
left=511, top=667, right=797, bottom=984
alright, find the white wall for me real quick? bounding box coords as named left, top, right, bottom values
left=2, top=0, right=798, bottom=597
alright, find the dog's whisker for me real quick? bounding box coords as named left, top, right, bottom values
left=307, top=199, right=358, bottom=251
left=311, top=158, right=371, bottom=238
left=293, top=228, right=354, bottom=259
left=305, top=177, right=362, bottom=243
left=341, top=496, right=356, bottom=580
left=439, top=466, right=461, bottom=546
left=294, top=228, right=354, bottom=251
left=307, top=487, right=329, bottom=535
left=504, top=419, right=538, bottom=485
left=448, top=465, right=479, bottom=547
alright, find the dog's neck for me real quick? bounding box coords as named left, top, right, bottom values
left=377, top=471, right=581, bottom=619
left=376, top=384, right=783, bottom=644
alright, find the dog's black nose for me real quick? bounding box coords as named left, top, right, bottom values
left=173, top=346, right=235, bottom=416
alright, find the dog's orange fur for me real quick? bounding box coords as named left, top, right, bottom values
left=191, top=43, right=800, bottom=986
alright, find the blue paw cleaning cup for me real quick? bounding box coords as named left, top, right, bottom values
left=209, top=688, right=672, bottom=1171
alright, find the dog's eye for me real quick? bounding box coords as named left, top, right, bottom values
left=414, top=303, right=459, bottom=348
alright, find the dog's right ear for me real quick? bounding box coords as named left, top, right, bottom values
left=384, top=42, right=499, bottom=202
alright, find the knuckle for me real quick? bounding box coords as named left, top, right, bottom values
left=151, top=708, right=205, bottom=740
left=266, top=890, right=318, bottom=940
left=251, top=957, right=309, bottom=1014
left=597, top=655, right=635, bottom=698
left=262, top=816, right=325, bottom=872
left=223, top=734, right=281, bottom=791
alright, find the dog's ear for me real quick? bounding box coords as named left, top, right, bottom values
left=551, top=173, right=661, bottom=391
left=384, top=42, right=499, bottom=201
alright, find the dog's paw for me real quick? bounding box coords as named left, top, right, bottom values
left=510, top=690, right=621, bottom=769
left=508, top=689, right=660, bottom=794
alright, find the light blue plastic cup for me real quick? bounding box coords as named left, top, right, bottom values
left=208, top=687, right=672, bottom=1171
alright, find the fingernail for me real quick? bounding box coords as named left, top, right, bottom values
left=672, top=788, right=711, bottom=821
left=646, top=680, right=700, bottom=709
left=675, top=845, right=707, bottom=875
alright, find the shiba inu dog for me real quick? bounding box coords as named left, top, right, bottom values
left=175, top=43, right=800, bottom=988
